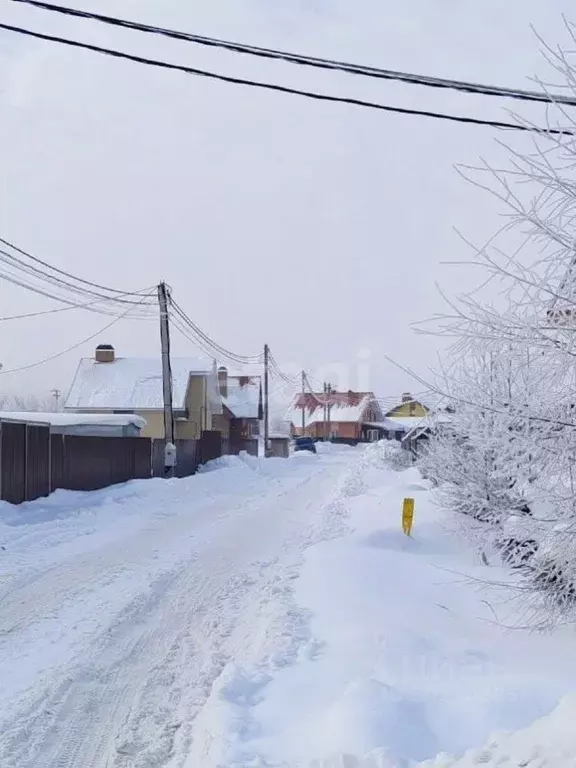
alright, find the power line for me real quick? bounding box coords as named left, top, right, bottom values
left=302, top=372, right=331, bottom=405
left=268, top=351, right=300, bottom=385
left=0, top=249, right=156, bottom=314
left=0, top=290, right=153, bottom=375
left=11, top=0, right=576, bottom=108
left=0, top=235, right=157, bottom=305
left=0, top=21, right=570, bottom=135
left=0, top=290, right=156, bottom=321
left=0, top=261, right=157, bottom=317
left=170, top=298, right=262, bottom=364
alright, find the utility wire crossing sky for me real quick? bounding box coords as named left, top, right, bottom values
left=0, top=2, right=573, bottom=134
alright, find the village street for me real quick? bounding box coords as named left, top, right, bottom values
left=2, top=445, right=576, bottom=768
left=0, top=446, right=363, bottom=767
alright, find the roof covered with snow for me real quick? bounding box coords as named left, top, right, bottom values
left=377, top=391, right=444, bottom=415
left=223, top=376, right=261, bottom=419
left=65, top=356, right=217, bottom=411
left=286, top=391, right=382, bottom=426
left=0, top=411, right=146, bottom=428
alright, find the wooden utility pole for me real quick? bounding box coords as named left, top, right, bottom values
left=264, top=343, right=270, bottom=456
left=158, top=282, right=176, bottom=476
left=301, top=370, right=306, bottom=435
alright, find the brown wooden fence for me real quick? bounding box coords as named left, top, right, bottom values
left=50, top=435, right=151, bottom=492
left=0, top=422, right=229, bottom=505
left=151, top=438, right=200, bottom=478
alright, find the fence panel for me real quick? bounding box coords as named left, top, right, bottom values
left=199, top=430, right=222, bottom=465
left=25, top=424, right=51, bottom=501
left=175, top=439, right=199, bottom=478
left=151, top=439, right=165, bottom=478
left=0, top=421, right=26, bottom=504
left=50, top=434, right=65, bottom=491
left=134, top=439, right=153, bottom=480
left=60, top=436, right=152, bottom=492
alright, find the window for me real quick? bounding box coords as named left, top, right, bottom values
left=367, top=429, right=379, bottom=442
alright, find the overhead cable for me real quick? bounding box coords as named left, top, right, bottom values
left=0, top=247, right=156, bottom=313
left=268, top=352, right=300, bottom=385
left=0, top=290, right=157, bottom=321
left=0, top=263, right=157, bottom=317
left=0, top=22, right=570, bottom=135
left=11, top=0, right=576, bottom=108
left=170, top=298, right=263, bottom=364
left=0, top=290, right=153, bottom=374
left=0, top=235, right=157, bottom=303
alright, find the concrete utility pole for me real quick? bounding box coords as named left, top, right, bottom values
left=326, top=382, right=332, bottom=441
left=323, top=382, right=328, bottom=440
left=158, top=282, right=176, bottom=477
left=301, top=370, right=306, bottom=435
left=264, top=343, right=270, bottom=456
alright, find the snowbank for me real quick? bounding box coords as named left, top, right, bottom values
left=208, top=445, right=576, bottom=767
left=424, top=694, right=576, bottom=768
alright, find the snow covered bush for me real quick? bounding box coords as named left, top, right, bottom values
left=376, top=440, right=413, bottom=470
left=421, top=348, right=536, bottom=529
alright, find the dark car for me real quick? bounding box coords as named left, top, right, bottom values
left=293, top=436, right=317, bottom=454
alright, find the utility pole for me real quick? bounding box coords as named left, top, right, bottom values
left=323, top=382, right=328, bottom=440
left=51, top=388, right=61, bottom=411
left=301, top=370, right=306, bottom=435
left=264, top=343, right=270, bottom=457
left=326, top=381, right=332, bottom=441
left=158, top=282, right=176, bottom=477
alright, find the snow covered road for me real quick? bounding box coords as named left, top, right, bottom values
left=2, top=443, right=576, bottom=768
left=0, top=447, right=358, bottom=768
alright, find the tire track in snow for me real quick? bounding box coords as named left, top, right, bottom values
left=0, top=451, right=355, bottom=768
left=181, top=445, right=383, bottom=768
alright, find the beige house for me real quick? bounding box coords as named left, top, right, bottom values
left=65, top=344, right=223, bottom=439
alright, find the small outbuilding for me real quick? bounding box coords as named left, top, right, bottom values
left=0, top=411, right=146, bottom=437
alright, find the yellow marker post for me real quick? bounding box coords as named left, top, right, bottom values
left=402, top=497, right=415, bottom=536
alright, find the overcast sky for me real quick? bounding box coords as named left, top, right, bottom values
left=0, top=0, right=573, bottom=406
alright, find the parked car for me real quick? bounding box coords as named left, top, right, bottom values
left=293, top=436, right=317, bottom=454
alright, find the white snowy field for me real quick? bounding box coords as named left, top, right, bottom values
left=0, top=443, right=576, bottom=768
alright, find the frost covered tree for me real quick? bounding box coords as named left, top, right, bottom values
left=421, top=26, right=576, bottom=617
left=421, top=346, right=537, bottom=526
left=0, top=393, right=54, bottom=411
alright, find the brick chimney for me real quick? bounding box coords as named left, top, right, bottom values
left=95, top=344, right=115, bottom=363
left=218, top=366, right=228, bottom=398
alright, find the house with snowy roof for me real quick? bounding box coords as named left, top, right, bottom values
left=364, top=392, right=450, bottom=446
left=212, top=366, right=263, bottom=446
left=286, top=390, right=384, bottom=442
left=65, top=344, right=223, bottom=440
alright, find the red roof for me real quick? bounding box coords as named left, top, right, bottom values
left=293, top=391, right=372, bottom=413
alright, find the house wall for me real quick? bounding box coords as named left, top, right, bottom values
left=212, top=412, right=230, bottom=438
left=137, top=410, right=165, bottom=439
left=176, top=375, right=208, bottom=439
left=303, top=421, right=360, bottom=440
left=387, top=401, right=427, bottom=418
left=134, top=378, right=208, bottom=440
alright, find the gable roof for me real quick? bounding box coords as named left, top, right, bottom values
left=223, top=375, right=262, bottom=419
left=286, top=391, right=382, bottom=426
left=379, top=391, right=444, bottom=416
left=65, top=356, right=219, bottom=411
